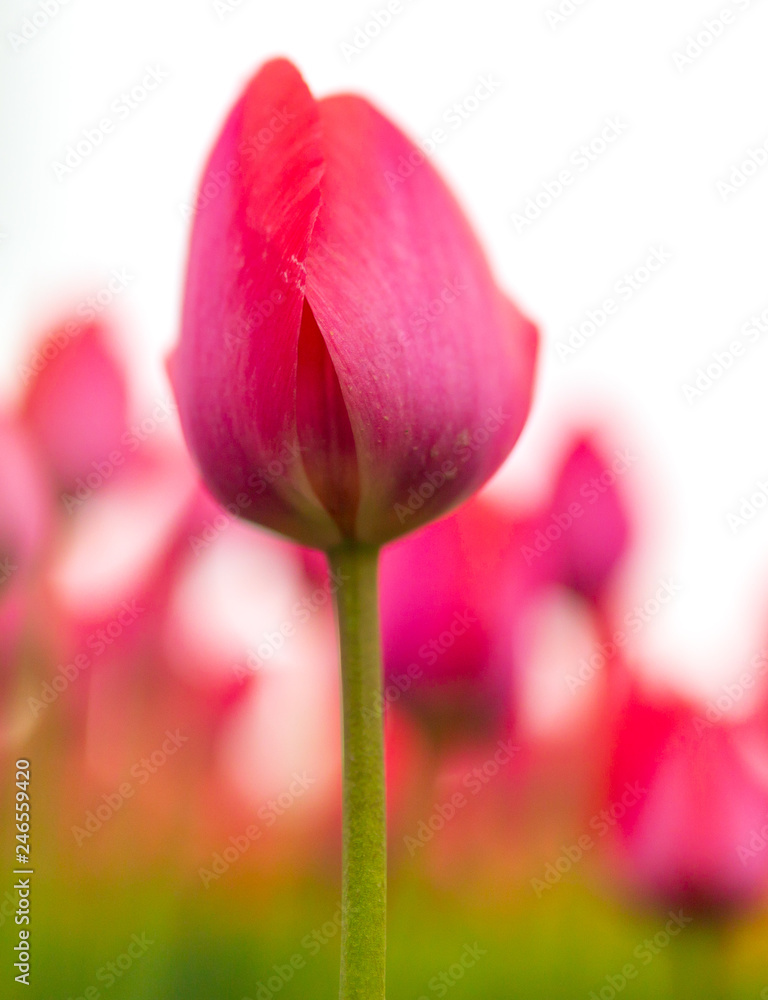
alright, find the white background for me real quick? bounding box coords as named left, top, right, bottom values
left=2, top=0, right=768, bottom=695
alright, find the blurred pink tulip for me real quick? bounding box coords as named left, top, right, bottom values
left=44, top=444, right=267, bottom=857
left=378, top=495, right=525, bottom=739
left=171, top=57, right=537, bottom=549
left=602, top=684, right=768, bottom=914
left=21, top=319, right=129, bottom=495
left=526, top=434, right=631, bottom=603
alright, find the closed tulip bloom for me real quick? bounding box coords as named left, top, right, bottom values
left=21, top=320, right=129, bottom=494
left=379, top=495, right=519, bottom=738
left=603, top=686, right=768, bottom=914
left=542, top=435, right=631, bottom=602
left=171, top=58, right=537, bottom=550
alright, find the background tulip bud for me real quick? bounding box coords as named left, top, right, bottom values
left=546, top=435, right=632, bottom=602
left=379, top=496, right=518, bottom=739
left=602, top=684, right=768, bottom=915
left=171, top=58, right=537, bottom=549
left=21, top=320, right=129, bottom=495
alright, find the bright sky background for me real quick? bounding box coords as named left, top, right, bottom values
left=2, top=0, right=768, bottom=694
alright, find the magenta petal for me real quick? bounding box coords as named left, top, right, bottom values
left=172, top=59, right=342, bottom=548
left=549, top=436, right=631, bottom=600
left=296, top=300, right=359, bottom=538
left=21, top=320, right=128, bottom=492
left=379, top=496, right=518, bottom=736
left=173, top=61, right=537, bottom=548
left=304, top=95, right=537, bottom=543
left=607, top=688, right=768, bottom=913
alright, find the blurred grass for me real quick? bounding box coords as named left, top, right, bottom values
left=15, top=868, right=768, bottom=998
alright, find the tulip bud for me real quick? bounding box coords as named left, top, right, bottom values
left=170, top=58, right=537, bottom=549
left=379, top=496, right=518, bottom=738
left=603, top=686, right=768, bottom=914
left=546, top=435, right=631, bottom=601
left=21, top=320, right=129, bottom=494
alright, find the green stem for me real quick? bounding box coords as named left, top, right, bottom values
left=328, top=542, right=386, bottom=1000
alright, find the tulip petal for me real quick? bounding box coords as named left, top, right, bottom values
left=296, top=300, right=359, bottom=538
left=21, top=321, right=128, bottom=492
left=174, top=62, right=537, bottom=548
left=607, top=687, right=768, bottom=911
left=304, top=95, right=538, bottom=543
left=379, top=495, right=518, bottom=736
left=173, top=59, right=342, bottom=548
left=549, top=436, right=631, bottom=600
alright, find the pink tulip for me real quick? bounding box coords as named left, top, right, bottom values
left=529, top=434, right=631, bottom=602
left=378, top=495, right=520, bottom=737
left=21, top=319, right=129, bottom=494
left=602, top=684, right=768, bottom=914
left=171, top=58, right=537, bottom=549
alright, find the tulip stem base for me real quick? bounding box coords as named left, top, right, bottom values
left=329, top=542, right=386, bottom=1000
